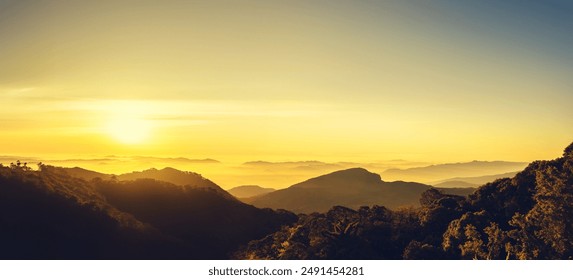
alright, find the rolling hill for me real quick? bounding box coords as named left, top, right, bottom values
left=59, top=166, right=113, bottom=181
left=60, top=166, right=236, bottom=201
left=245, top=168, right=471, bottom=213
left=0, top=165, right=187, bottom=259
left=0, top=164, right=296, bottom=259
left=227, top=185, right=276, bottom=198
left=94, top=178, right=296, bottom=258
left=116, top=167, right=235, bottom=200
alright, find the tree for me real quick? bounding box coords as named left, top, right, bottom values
left=510, top=158, right=573, bottom=259
left=483, top=222, right=508, bottom=260
left=459, top=224, right=486, bottom=259
left=402, top=241, right=444, bottom=259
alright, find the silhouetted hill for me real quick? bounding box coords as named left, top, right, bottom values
left=382, top=161, right=527, bottom=183
left=61, top=167, right=113, bottom=181
left=59, top=166, right=236, bottom=200
left=0, top=164, right=296, bottom=259
left=236, top=142, right=573, bottom=260
left=60, top=166, right=231, bottom=195
left=228, top=185, right=276, bottom=198
left=0, top=165, right=190, bottom=259
left=246, top=168, right=459, bottom=213
left=118, top=167, right=213, bottom=187
left=94, top=178, right=297, bottom=259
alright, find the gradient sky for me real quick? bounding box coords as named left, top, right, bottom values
left=1, top=0, right=572, bottom=164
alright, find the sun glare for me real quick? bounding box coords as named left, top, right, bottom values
left=106, top=117, right=152, bottom=144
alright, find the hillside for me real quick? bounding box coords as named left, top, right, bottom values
left=228, top=185, right=276, bottom=198
left=246, top=168, right=465, bottom=213
left=59, top=166, right=236, bottom=201
left=61, top=166, right=113, bottom=181
left=0, top=164, right=296, bottom=259
left=116, top=167, right=236, bottom=200
left=0, top=165, right=187, bottom=259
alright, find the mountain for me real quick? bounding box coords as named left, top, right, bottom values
left=381, top=161, right=527, bottom=183
left=0, top=165, right=187, bottom=259
left=118, top=167, right=218, bottom=188
left=94, top=178, right=297, bottom=259
left=433, top=181, right=479, bottom=188
left=0, top=164, right=296, bottom=259
left=228, top=185, right=276, bottom=198
left=61, top=166, right=113, bottom=181
left=62, top=166, right=220, bottom=188
left=246, top=168, right=463, bottom=213
left=60, top=166, right=236, bottom=201
left=117, top=167, right=236, bottom=200
left=431, top=171, right=519, bottom=187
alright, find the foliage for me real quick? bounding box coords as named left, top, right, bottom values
left=234, top=205, right=420, bottom=259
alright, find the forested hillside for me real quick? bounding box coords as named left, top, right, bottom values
left=0, top=163, right=296, bottom=259
left=235, top=143, right=573, bottom=259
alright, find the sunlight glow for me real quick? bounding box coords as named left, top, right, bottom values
left=0, top=1, right=571, bottom=163
left=106, top=116, right=152, bottom=144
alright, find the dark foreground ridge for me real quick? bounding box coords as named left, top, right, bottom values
left=0, top=164, right=296, bottom=259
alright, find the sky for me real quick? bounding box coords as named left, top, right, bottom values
left=1, top=0, right=572, bottom=167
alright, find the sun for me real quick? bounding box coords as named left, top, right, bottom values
left=106, top=117, right=152, bottom=144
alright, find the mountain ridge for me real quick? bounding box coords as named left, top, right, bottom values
left=0, top=164, right=296, bottom=259
left=381, top=160, right=527, bottom=183
left=228, top=185, right=276, bottom=198
left=246, top=168, right=469, bottom=213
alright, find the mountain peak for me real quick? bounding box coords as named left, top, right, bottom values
left=291, top=167, right=382, bottom=190
left=247, top=167, right=439, bottom=213
left=328, top=167, right=381, bottom=179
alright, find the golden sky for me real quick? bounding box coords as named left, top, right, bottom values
left=1, top=0, right=572, bottom=165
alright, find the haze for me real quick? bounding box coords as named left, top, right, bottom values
left=1, top=1, right=572, bottom=175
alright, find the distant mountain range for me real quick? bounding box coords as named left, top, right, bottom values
left=244, top=168, right=475, bottom=213
left=0, top=156, right=528, bottom=190
left=433, top=180, right=479, bottom=188
left=39, top=165, right=482, bottom=215
left=61, top=166, right=478, bottom=214
left=431, top=171, right=519, bottom=187
left=61, top=165, right=478, bottom=214
left=381, top=161, right=527, bottom=183
left=227, top=185, right=276, bottom=198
